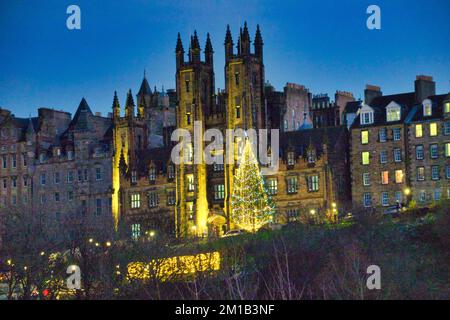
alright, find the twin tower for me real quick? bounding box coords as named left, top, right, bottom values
left=174, top=23, right=266, bottom=237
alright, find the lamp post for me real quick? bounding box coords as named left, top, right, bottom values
left=404, top=187, right=411, bottom=209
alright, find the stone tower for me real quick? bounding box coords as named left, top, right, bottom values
left=174, top=31, right=215, bottom=237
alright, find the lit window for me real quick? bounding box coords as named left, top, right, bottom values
left=446, top=143, right=450, bottom=157
left=361, top=131, right=369, bottom=144
left=395, top=170, right=404, bottom=184
left=393, top=148, right=402, bottom=162
left=307, top=175, right=319, bottom=192
left=363, top=173, right=371, bottom=186
left=416, top=145, right=424, bottom=160
left=266, top=178, right=278, bottom=195
left=362, top=152, right=370, bottom=165
left=214, top=184, right=225, bottom=200
left=185, top=143, right=193, bottom=163
left=381, top=171, right=389, bottom=185
left=363, top=193, right=372, bottom=207
left=130, top=193, right=141, bottom=209
left=445, top=102, right=450, bottom=114
left=287, top=176, right=298, bottom=194
left=381, top=192, right=389, bottom=207
left=380, top=151, right=388, bottom=164
left=415, top=124, right=423, bottom=138
left=379, top=128, right=387, bottom=142
left=431, top=166, right=440, bottom=180
left=429, top=123, right=437, bottom=136
left=186, top=174, right=194, bottom=192
left=417, top=167, right=425, bottom=181
left=387, top=107, right=401, bottom=122
left=131, top=224, right=141, bottom=240
left=423, top=101, right=432, bottom=116
left=168, top=164, right=175, bottom=179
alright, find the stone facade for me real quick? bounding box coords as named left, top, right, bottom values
left=350, top=76, right=449, bottom=212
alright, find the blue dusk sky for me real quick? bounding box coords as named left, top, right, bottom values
left=0, top=0, right=449, bottom=118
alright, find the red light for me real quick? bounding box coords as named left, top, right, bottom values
left=42, top=289, right=49, bottom=297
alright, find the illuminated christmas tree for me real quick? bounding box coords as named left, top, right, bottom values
left=231, top=138, right=275, bottom=232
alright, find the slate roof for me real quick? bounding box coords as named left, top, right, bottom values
left=406, top=94, right=448, bottom=123
left=344, top=100, right=362, bottom=114
left=280, top=126, right=347, bottom=157
left=138, top=77, right=152, bottom=96
left=69, top=98, right=93, bottom=130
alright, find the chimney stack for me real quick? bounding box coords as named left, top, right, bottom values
left=364, top=85, right=382, bottom=105
left=414, top=75, right=435, bottom=103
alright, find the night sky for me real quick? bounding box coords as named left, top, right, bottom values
left=0, top=0, right=449, bottom=118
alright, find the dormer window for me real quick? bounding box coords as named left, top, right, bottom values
left=307, top=148, right=316, bottom=164
left=361, top=111, right=373, bottom=125
left=423, top=99, right=432, bottom=117
left=386, top=102, right=401, bottom=122
left=445, top=102, right=450, bottom=114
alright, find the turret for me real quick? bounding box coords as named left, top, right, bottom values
left=205, top=33, right=214, bottom=65
left=175, top=32, right=184, bottom=69
left=112, top=91, right=120, bottom=120
left=190, top=30, right=201, bottom=64
left=125, top=89, right=135, bottom=119
left=240, top=22, right=251, bottom=56
left=254, top=24, right=263, bottom=61
left=224, top=25, right=233, bottom=62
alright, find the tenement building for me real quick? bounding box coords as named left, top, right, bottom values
left=350, top=75, right=449, bottom=212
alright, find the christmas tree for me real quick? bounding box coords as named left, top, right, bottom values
left=231, top=138, right=275, bottom=232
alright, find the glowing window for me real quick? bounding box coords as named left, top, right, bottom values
left=362, top=152, right=370, bottom=165
left=395, top=170, right=404, bottom=184
left=446, top=143, right=450, bottom=157
left=415, top=124, right=423, bottom=138
left=130, top=193, right=141, bottom=209
left=387, top=108, right=401, bottom=122
left=361, top=131, right=369, bottom=144
left=445, top=102, right=450, bottom=114
left=429, top=123, right=438, bottom=136
left=186, top=174, right=194, bottom=192
left=381, top=171, right=389, bottom=185
left=417, top=167, right=425, bottom=181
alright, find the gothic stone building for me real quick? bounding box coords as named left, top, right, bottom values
left=116, top=24, right=351, bottom=240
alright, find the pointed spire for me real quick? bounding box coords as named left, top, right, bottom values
left=125, top=89, right=135, bottom=118
left=176, top=32, right=184, bottom=52
left=254, top=24, right=263, bottom=60
left=192, top=30, right=200, bottom=49
left=138, top=74, right=152, bottom=96
left=242, top=21, right=250, bottom=41
left=205, top=32, right=214, bottom=65
left=240, top=22, right=251, bottom=55
left=176, top=32, right=185, bottom=68
left=225, top=24, right=233, bottom=44
left=224, top=24, right=234, bottom=62
left=112, top=90, right=120, bottom=119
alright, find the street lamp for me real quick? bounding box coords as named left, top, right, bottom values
left=105, top=241, right=112, bottom=247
